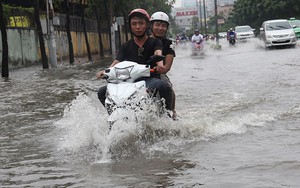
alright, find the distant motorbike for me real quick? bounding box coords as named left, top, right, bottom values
left=229, top=34, right=236, bottom=45
left=191, top=39, right=204, bottom=56
left=102, top=55, right=166, bottom=125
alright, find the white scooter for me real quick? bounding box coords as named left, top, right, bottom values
left=103, top=55, right=166, bottom=125
left=191, top=39, right=204, bottom=56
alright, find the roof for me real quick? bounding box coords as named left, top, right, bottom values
left=235, top=25, right=251, bottom=28
left=264, top=19, right=288, bottom=23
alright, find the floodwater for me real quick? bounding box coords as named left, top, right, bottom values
left=1, top=38, right=300, bottom=187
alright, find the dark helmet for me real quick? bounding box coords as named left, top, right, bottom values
left=195, top=29, right=200, bottom=33
left=128, top=8, right=150, bottom=23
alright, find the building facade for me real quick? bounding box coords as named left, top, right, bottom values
left=173, top=0, right=236, bottom=32
left=174, top=6, right=199, bottom=31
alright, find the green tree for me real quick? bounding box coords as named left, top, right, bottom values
left=86, top=0, right=174, bottom=26
left=85, top=0, right=175, bottom=54
left=229, top=0, right=300, bottom=31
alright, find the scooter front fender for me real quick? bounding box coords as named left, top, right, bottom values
left=107, top=108, right=136, bottom=123
left=105, top=81, right=146, bottom=106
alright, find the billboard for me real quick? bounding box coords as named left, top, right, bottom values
left=9, top=16, right=30, bottom=27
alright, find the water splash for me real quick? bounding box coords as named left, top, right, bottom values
left=55, top=93, right=111, bottom=162
left=54, top=91, right=277, bottom=164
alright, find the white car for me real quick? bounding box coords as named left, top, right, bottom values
left=235, top=25, right=255, bottom=41
left=258, top=19, right=297, bottom=48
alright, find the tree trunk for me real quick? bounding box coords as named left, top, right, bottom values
left=65, top=0, right=74, bottom=64
left=121, top=10, right=129, bottom=42
left=94, top=7, right=104, bottom=58
left=0, top=2, right=9, bottom=78
left=81, top=5, right=92, bottom=62
left=104, top=0, right=112, bottom=55
left=34, top=0, right=49, bottom=69
left=214, top=0, right=219, bottom=46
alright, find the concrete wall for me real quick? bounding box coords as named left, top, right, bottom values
left=55, top=30, right=111, bottom=60
left=0, top=29, right=39, bottom=66
left=0, top=28, right=111, bottom=67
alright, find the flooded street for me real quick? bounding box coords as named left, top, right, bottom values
left=1, top=38, right=300, bottom=187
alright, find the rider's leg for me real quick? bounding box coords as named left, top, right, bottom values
left=144, top=77, right=173, bottom=111
left=97, top=85, right=107, bottom=106
left=170, top=89, right=177, bottom=119
left=160, top=74, right=177, bottom=118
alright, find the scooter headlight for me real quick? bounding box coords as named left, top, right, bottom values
left=115, top=66, right=133, bottom=80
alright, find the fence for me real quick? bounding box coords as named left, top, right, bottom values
left=0, top=13, right=123, bottom=67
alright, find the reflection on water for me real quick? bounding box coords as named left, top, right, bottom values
left=0, top=62, right=200, bottom=186
left=1, top=39, right=300, bottom=186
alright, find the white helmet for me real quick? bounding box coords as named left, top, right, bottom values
left=150, top=11, right=169, bottom=25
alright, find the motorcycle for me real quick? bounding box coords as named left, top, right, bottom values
left=229, top=34, right=236, bottom=45
left=191, top=39, right=204, bottom=56
left=103, top=55, right=166, bottom=125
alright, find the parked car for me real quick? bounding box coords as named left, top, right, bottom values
left=235, top=25, right=255, bottom=41
left=288, top=17, right=300, bottom=39
left=258, top=19, right=297, bottom=48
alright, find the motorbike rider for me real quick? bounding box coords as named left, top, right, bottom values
left=149, top=11, right=177, bottom=120
left=191, top=29, right=204, bottom=50
left=96, top=8, right=173, bottom=113
left=227, top=28, right=236, bottom=41
left=176, top=34, right=180, bottom=45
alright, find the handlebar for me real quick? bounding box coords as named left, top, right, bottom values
left=146, top=55, right=165, bottom=65
left=101, top=75, right=109, bottom=79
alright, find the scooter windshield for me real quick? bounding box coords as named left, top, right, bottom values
left=115, top=66, right=133, bottom=80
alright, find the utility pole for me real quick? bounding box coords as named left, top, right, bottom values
left=199, top=0, right=203, bottom=33
left=109, top=0, right=116, bottom=59
left=196, top=0, right=200, bottom=29
left=214, top=0, right=219, bottom=46
left=47, top=0, right=57, bottom=67
left=203, top=0, right=207, bottom=35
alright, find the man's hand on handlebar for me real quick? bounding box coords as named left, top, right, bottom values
left=154, top=64, right=166, bottom=74
left=96, top=70, right=106, bottom=79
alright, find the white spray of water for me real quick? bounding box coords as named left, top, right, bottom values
left=55, top=93, right=112, bottom=162
left=54, top=92, right=276, bottom=163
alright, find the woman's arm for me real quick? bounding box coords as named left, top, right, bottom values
left=162, top=54, right=174, bottom=74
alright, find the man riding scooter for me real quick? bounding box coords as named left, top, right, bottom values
left=227, top=28, right=236, bottom=45
left=96, top=8, right=173, bottom=115
left=191, top=29, right=204, bottom=55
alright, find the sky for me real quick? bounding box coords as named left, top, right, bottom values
left=174, top=0, right=182, bottom=7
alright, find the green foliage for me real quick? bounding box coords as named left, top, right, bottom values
left=228, top=0, right=300, bottom=30
left=3, top=4, right=34, bottom=14
left=2, top=4, right=10, bottom=22
left=168, top=15, right=180, bottom=38
left=1, top=0, right=173, bottom=27
left=2, top=4, right=34, bottom=22
left=85, top=0, right=174, bottom=22
left=2, top=0, right=175, bottom=33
